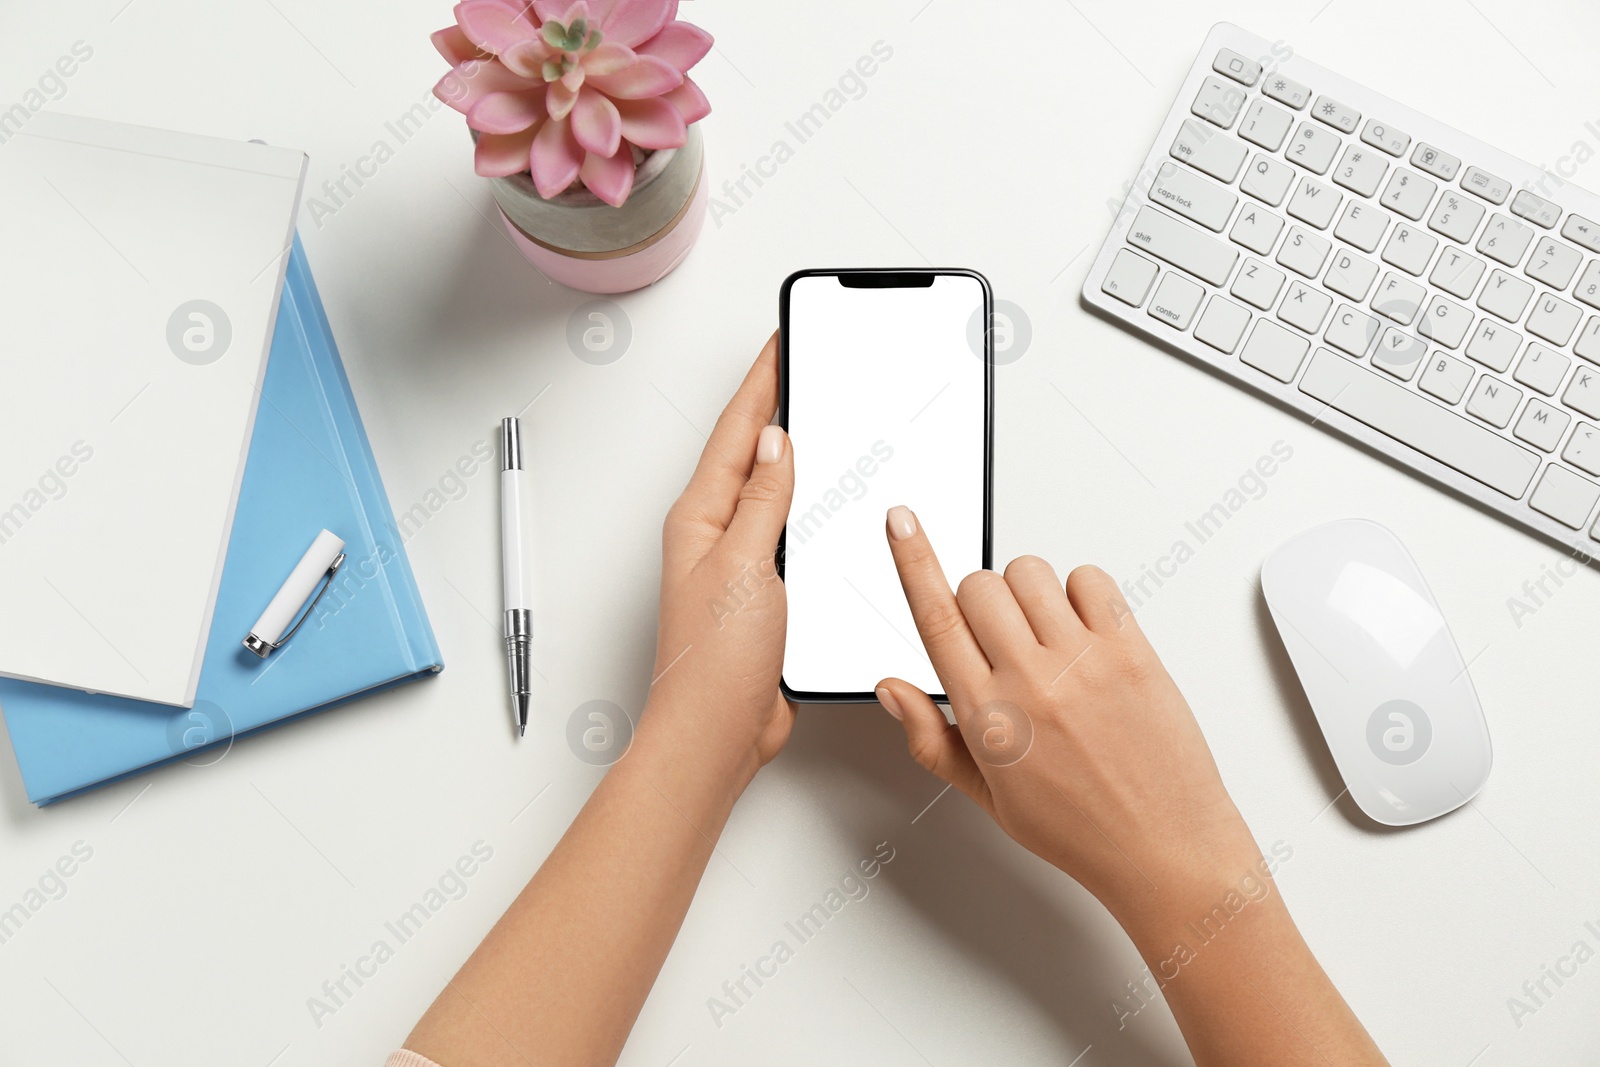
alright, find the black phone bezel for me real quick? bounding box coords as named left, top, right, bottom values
left=776, top=267, right=995, bottom=704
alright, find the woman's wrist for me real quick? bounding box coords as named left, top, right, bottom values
left=631, top=693, right=765, bottom=798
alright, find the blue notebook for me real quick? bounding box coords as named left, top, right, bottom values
left=0, top=236, right=443, bottom=805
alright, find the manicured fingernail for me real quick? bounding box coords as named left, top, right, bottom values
left=757, top=424, right=785, bottom=464
left=876, top=687, right=903, bottom=720
left=886, top=505, right=917, bottom=541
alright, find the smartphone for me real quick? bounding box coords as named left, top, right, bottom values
left=778, top=268, right=993, bottom=702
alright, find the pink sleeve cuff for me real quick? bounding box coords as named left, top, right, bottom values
left=385, top=1052, right=443, bottom=1067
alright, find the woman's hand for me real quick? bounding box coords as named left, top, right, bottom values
left=643, top=333, right=795, bottom=777
left=873, top=505, right=1261, bottom=919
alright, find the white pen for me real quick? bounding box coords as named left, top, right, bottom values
left=501, top=417, right=533, bottom=737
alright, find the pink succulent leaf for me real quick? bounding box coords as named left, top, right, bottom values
left=586, top=54, right=682, bottom=99
left=571, top=87, right=622, bottom=157
left=546, top=80, right=578, bottom=121
left=579, top=145, right=636, bottom=207
left=556, top=1, right=592, bottom=28
left=560, top=62, right=586, bottom=91
left=635, top=22, right=712, bottom=73
left=613, top=96, right=686, bottom=149
left=454, top=1, right=539, bottom=54
left=531, top=117, right=584, bottom=198
left=581, top=41, right=636, bottom=76
left=586, top=0, right=677, bottom=23
left=431, top=26, right=487, bottom=66
left=474, top=126, right=541, bottom=177
left=593, top=0, right=675, bottom=48
left=531, top=0, right=571, bottom=22
left=434, top=59, right=540, bottom=115
left=466, top=89, right=548, bottom=134
left=500, top=38, right=554, bottom=79
left=661, top=76, right=710, bottom=124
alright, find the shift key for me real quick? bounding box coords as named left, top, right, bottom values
left=1127, top=206, right=1239, bottom=285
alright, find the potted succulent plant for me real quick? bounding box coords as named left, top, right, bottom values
left=432, top=0, right=713, bottom=293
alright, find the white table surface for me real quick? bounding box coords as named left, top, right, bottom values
left=4, top=1, right=1600, bottom=1064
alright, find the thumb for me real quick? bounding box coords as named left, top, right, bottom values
left=724, top=424, right=794, bottom=558
left=875, top=678, right=992, bottom=816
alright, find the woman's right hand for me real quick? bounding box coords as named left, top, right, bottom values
left=873, top=505, right=1264, bottom=920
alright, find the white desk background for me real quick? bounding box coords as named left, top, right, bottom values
left=4, top=1, right=1599, bottom=1064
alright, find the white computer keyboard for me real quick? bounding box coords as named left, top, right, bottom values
left=1084, top=23, right=1600, bottom=557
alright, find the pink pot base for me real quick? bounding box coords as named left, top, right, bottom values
left=495, top=170, right=710, bottom=295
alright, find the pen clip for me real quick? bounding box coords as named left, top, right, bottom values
left=262, top=552, right=345, bottom=654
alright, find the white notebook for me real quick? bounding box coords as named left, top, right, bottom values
left=0, top=112, right=306, bottom=707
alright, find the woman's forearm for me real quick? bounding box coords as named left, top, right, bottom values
left=404, top=703, right=757, bottom=1067
left=1111, top=858, right=1385, bottom=1067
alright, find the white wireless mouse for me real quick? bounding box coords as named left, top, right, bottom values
left=1261, top=519, right=1492, bottom=827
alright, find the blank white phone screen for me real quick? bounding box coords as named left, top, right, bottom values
left=783, top=273, right=987, bottom=697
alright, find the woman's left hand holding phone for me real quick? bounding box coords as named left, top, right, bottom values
left=403, top=335, right=794, bottom=1067
left=644, top=330, right=796, bottom=783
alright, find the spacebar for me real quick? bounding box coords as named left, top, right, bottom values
left=1298, top=350, right=1540, bottom=498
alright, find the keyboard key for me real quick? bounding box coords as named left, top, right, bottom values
left=1477, top=214, right=1535, bottom=267
left=1239, top=99, right=1293, bottom=151
left=1263, top=73, right=1311, bottom=110
left=1529, top=465, right=1600, bottom=528
left=1230, top=205, right=1285, bottom=255
left=1427, top=192, right=1486, bottom=244
left=1361, top=119, right=1410, bottom=157
left=1465, top=319, right=1522, bottom=372
left=1561, top=214, right=1600, bottom=254
left=1213, top=48, right=1261, bottom=86
left=1147, top=272, right=1206, bottom=329
left=1512, top=343, right=1571, bottom=395
left=1566, top=366, right=1600, bottom=418
left=1578, top=317, right=1600, bottom=362
left=1418, top=295, right=1473, bottom=349
left=1420, top=352, right=1474, bottom=404
left=1277, top=226, right=1331, bottom=278
left=1232, top=258, right=1286, bottom=310
left=1372, top=272, right=1425, bottom=324
left=1373, top=326, right=1428, bottom=380
left=1101, top=249, right=1160, bottom=306
left=1527, top=293, right=1583, bottom=346
left=1511, top=189, right=1561, bottom=229
left=1287, top=177, right=1342, bottom=229
left=1194, top=295, right=1252, bottom=353
left=1334, top=201, right=1389, bottom=253
left=1311, top=95, right=1360, bottom=134
left=1240, top=320, right=1310, bottom=382
left=1563, top=423, right=1600, bottom=476
left=1461, top=166, right=1511, bottom=205
left=1431, top=248, right=1487, bottom=299
left=1525, top=238, right=1583, bottom=290
left=1241, top=153, right=1295, bottom=206
left=1127, top=206, right=1239, bottom=286
left=1297, top=348, right=1539, bottom=497
left=1478, top=269, right=1535, bottom=322
left=1381, top=169, right=1438, bottom=221
left=1577, top=262, right=1600, bottom=310
left=1150, top=162, right=1238, bottom=232
left=1192, top=76, right=1246, bottom=128
left=1466, top=375, right=1522, bottom=428
left=1171, top=119, right=1248, bottom=183
left=1324, top=146, right=1388, bottom=199
left=1325, top=304, right=1382, bottom=357
left=1278, top=280, right=1333, bottom=333
left=1410, top=143, right=1461, bottom=181
left=1326, top=249, right=1379, bottom=301
left=1381, top=223, right=1439, bottom=276
left=1513, top=399, right=1571, bottom=452
left=1287, top=122, right=1339, bottom=174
